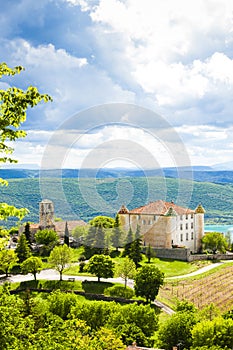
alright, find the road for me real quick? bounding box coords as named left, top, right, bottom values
left=3, top=260, right=231, bottom=315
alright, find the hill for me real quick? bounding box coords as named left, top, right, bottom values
left=1, top=176, right=233, bottom=227
left=2, top=167, right=233, bottom=183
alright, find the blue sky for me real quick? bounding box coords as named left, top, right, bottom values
left=1, top=0, right=233, bottom=170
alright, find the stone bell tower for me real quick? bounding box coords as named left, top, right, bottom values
left=39, top=199, right=55, bottom=229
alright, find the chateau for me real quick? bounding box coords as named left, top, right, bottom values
left=118, top=200, right=205, bottom=253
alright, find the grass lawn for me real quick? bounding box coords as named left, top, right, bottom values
left=64, top=253, right=209, bottom=278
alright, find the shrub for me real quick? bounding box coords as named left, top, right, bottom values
left=104, top=285, right=134, bottom=299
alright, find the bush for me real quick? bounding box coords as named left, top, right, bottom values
left=105, top=285, right=134, bottom=299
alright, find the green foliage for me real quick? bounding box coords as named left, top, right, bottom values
left=89, top=216, right=115, bottom=228
left=0, top=287, right=34, bottom=349
left=49, top=244, right=73, bottom=280
left=64, top=222, right=69, bottom=246
left=21, top=256, right=43, bottom=281
left=202, top=231, right=228, bottom=253
left=72, top=225, right=88, bottom=243
left=116, top=256, right=136, bottom=288
left=176, top=300, right=197, bottom=313
left=0, top=62, right=51, bottom=223
left=0, top=249, right=18, bottom=276
left=4, top=176, right=233, bottom=226
left=158, top=311, right=198, bottom=350
left=47, top=290, right=78, bottom=320
left=129, top=237, right=143, bottom=268
left=112, top=214, right=123, bottom=251
left=122, top=226, right=134, bottom=257
left=191, top=317, right=233, bottom=349
left=134, top=265, right=164, bottom=303
left=35, top=229, right=59, bottom=255
left=90, top=327, right=125, bottom=350
left=87, top=254, right=115, bottom=282
left=24, top=222, right=32, bottom=245
left=15, top=233, right=31, bottom=262
left=108, top=303, right=158, bottom=347
left=145, top=244, right=156, bottom=263
left=70, top=300, right=117, bottom=330
left=104, top=285, right=134, bottom=299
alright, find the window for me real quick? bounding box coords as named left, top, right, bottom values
left=186, top=223, right=188, bottom=230
left=180, top=215, right=183, bottom=220
left=191, top=223, right=193, bottom=229
left=142, top=219, right=146, bottom=225
left=191, top=232, right=194, bottom=240
left=180, top=224, right=183, bottom=230
left=191, top=214, right=194, bottom=219
left=186, top=232, right=188, bottom=240
left=186, top=214, right=188, bottom=220
left=180, top=234, right=183, bottom=242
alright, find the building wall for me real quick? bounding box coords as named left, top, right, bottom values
left=119, top=211, right=204, bottom=253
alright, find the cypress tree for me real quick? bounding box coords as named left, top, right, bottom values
left=64, top=221, right=70, bottom=247
left=15, top=233, right=31, bottom=263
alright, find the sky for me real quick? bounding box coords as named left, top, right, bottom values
left=1, top=0, right=233, bottom=170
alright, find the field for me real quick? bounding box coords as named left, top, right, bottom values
left=158, top=262, right=233, bottom=312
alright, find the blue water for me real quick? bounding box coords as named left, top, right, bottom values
left=205, top=225, right=233, bottom=234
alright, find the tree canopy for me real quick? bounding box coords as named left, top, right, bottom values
left=0, top=62, right=52, bottom=222
left=134, top=265, right=164, bottom=304
left=87, top=254, right=115, bottom=282
left=202, top=231, right=228, bottom=254
left=48, top=244, right=73, bottom=281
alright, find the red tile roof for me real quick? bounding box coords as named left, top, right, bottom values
left=129, top=200, right=194, bottom=216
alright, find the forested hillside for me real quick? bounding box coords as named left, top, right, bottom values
left=1, top=176, right=233, bottom=227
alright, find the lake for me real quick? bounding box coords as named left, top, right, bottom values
left=205, top=224, right=233, bottom=234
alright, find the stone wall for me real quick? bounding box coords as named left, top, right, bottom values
left=147, top=247, right=233, bottom=262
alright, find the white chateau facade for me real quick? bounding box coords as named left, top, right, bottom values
left=118, top=200, right=205, bottom=253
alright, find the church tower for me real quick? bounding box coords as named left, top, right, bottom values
left=39, top=199, right=55, bottom=229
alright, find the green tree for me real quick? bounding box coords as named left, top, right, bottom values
left=89, top=216, right=115, bottom=255
left=64, top=221, right=69, bottom=247
left=191, top=316, right=233, bottom=349
left=0, top=287, right=34, bottom=349
left=35, top=229, right=59, bottom=255
left=21, top=256, right=43, bottom=281
left=134, top=265, right=164, bottom=304
left=202, top=231, right=228, bottom=254
left=0, top=62, right=51, bottom=221
left=48, top=244, right=73, bottom=281
left=47, top=290, right=78, bottom=320
left=117, top=256, right=136, bottom=288
left=145, top=244, right=156, bottom=263
left=24, top=222, right=32, bottom=246
left=87, top=254, right=115, bottom=282
left=129, top=237, right=142, bottom=268
left=108, top=303, right=158, bottom=347
left=15, top=233, right=31, bottom=262
left=89, top=216, right=115, bottom=228
left=158, top=311, right=198, bottom=350
left=0, top=249, right=18, bottom=277
left=72, top=224, right=88, bottom=244
left=122, top=226, right=134, bottom=257
left=112, top=214, right=123, bottom=251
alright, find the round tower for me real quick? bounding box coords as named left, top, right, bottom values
left=39, top=199, right=55, bottom=229
left=164, top=207, right=177, bottom=248
left=194, top=204, right=205, bottom=252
